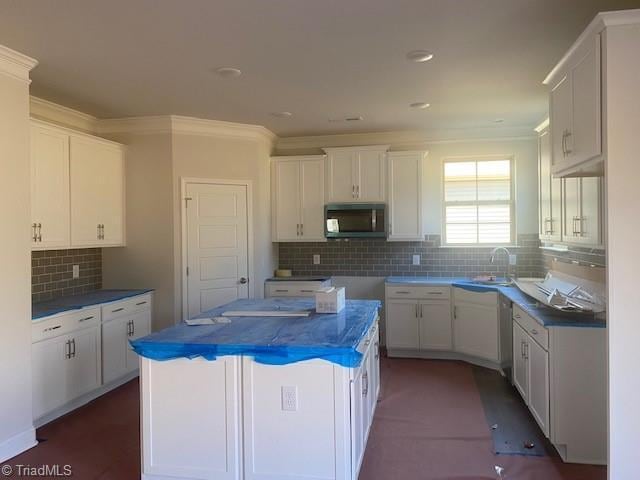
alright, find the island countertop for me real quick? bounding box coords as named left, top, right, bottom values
left=131, top=298, right=381, bottom=367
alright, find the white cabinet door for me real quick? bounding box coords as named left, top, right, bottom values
left=579, top=177, right=602, bottom=246
left=368, top=324, right=381, bottom=407
left=30, top=123, right=70, bottom=249
left=125, top=310, right=152, bottom=373
left=388, top=151, right=424, bottom=241
left=327, top=150, right=356, bottom=202
left=356, top=150, right=385, bottom=202
left=453, top=303, right=499, bottom=362
left=32, top=335, right=68, bottom=419
left=386, top=300, right=419, bottom=349
left=512, top=323, right=529, bottom=402
left=527, top=338, right=550, bottom=437
left=418, top=301, right=452, bottom=350
left=562, top=177, right=581, bottom=242
left=299, top=158, right=325, bottom=241
left=272, top=160, right=300, bottom=241
left=550, top=75, right=573, bottom=170
left=571, top=34, right=601, bottom=166
left=66, top=326, right=101, bottom=401
left=102, top=317, right=128, bottom=384
left=70, top=135, right=124, bottom=247
left=350, top=364, right=365, bottom=478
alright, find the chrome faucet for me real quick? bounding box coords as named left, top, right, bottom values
left=489, top=247, right=516, bottom=281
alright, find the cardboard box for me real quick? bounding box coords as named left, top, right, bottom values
left=315, top=286, right=346, bottom=313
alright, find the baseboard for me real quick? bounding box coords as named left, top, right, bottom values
left=386, top=349, right=503, bottom=372
left=0, top=427, right=37, bottom=463
left=34, top=370, right=139, bottom=428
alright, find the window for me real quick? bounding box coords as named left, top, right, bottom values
left=443, top=157, right=514, bottom=245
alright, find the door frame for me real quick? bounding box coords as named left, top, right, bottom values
left=180, top=177, right=255, bottom=321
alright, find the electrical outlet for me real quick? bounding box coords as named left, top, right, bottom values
left=72, top=264, right=80, bottom=279
left=508, top=254, right=517, bottom=266
left=412, top=254, right=420, bottom=266
left=281, top=386, right=298, bottom=412
left=313, top=254, right=320, bottom=265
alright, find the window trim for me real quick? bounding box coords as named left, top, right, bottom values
left=441, top=155, right=516, bottom=246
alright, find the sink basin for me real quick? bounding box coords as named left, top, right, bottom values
left=469, top=280, right=513, bottom=287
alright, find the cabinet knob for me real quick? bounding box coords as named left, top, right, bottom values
left=239, top=277, right=248, bottom=284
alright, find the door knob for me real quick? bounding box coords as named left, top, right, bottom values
left=239, top=277, right=248, bottom=284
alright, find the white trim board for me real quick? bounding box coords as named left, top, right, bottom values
left=0, top=44, right=37, bottom=83
left=0, top=427, right=37, bottom=463
left=180, top=177, right=255, bottom=321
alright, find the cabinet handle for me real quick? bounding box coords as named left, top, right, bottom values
left=428, top=292, right=443, bottom=295
left=572, top=216, right=581, bottom=236
left=300, top=289, right=314, bottom=293
left=79, top=316, right=94, bottom=322
left=524, top=342, right=529, bottom=360
left=300, top=223, right=303, bottom=236
left=97, top=224, right=101, bottom=240
left=64, top=340, right=71, bottom=359
left=275, top=289, right=289, bottom=293
left=70, top=338, right=76, bottom=358
left=352, top=185, right=356, bottom=198
left=453, top=306, right=457, bottom=319
left=112, top=307, right=125, bottom=313
left=561, top=130, right=567, bottom=157
left=521, top=340, right=525, bottom=358
left=362, top=370, right=369, bottom=397
left=531, top=329, right=538, bottom=335
left=356, top=185, right=360, bottom=198
left=32, top=223, right=37, bottom=242
left=44, top=325, right=61, bottom=333
left=419, top=304, right=423, bottom=318
left=374, top=341, right=379, bottom=360
left=564, top=131, right=572, bottom=155
left=514, top=313, right=521, bottom=319
left=136, top=301, right=147, bottom=306
left=395, top=291, right=411, bottom=294
left=415, top=304, right=418, bottom=318
left=127, top=320, right=135, bottom=337
left=544, top=217, right=553, bottom=235
left=37, top=223, right=42, bottom=242
left=579, top=217, right=585, bottom=237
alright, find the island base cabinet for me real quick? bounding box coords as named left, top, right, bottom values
left=140, top=356, right=242, bottom=480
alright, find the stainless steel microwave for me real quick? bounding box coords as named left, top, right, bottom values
left=324, top=203, right=386, bottom=238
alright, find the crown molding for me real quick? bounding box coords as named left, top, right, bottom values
left=544, top=9, right=640, bottom=85
left=30, top=96, right=98, bottom=133
left=0, top=45, right=37, bottom=83
left=96, top=114, right=277, bottom=145
left=276, top=126, right=537, bottom=152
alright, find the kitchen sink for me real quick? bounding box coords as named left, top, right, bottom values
left=468, top=279, right=513, bottom=287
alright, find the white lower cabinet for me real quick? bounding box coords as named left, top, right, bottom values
left=385, top=299, right=420, bottom=349
left=264, top=279, right=332, bottom=298
left=32, top=316, right=101, bottom=421
left=453, top=288, right=499, bottom=362
left=512, top=308, right=551, bottom=438
left=419, top=301, right=453, bottom=350
left=32, top=293, right=153, bottom=424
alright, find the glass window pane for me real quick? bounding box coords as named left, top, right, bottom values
left=478, top=205, right=510, bottom=223
left=445, top=181, right=477, bottom=202
left=479, top=223, right=511, bottom=243
left=477, top=160, right=510, bottom=179
left=478, top=179, right=511, bottom=201
left=446, top=224, right=477, bottom=244
left=446, top=205, right=477, bottom=224
left=444, top=161, right=476, bottom=180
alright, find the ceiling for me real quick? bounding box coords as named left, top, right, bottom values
left=1, top=0, right=639, bottom=137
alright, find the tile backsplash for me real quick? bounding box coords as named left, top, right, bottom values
left=32, top=249, right=102, bottom=303
left=278, top=234, right=545, bottom=278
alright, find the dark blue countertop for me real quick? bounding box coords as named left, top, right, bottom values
left=33, top=289, right=154, bottom=320
left=385, top=276, right=605, bottom=328
left=131, top=298, right=381, bottom=367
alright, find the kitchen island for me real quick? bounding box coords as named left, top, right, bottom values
left=131, top=298, right=381, bottom=480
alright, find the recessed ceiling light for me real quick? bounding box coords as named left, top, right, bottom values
left=271, top=111, right=293, bottom=118
left=328, top=116, right=364, bottom=123
left=215, top=66, right=242, bottom=78
left=410, top=102, right=430, bottom=109
left=494, top=118, right=505, bottom=123
left=406, top=50, right=434, bottom=63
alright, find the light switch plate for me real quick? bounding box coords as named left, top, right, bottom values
left=313, top=254, right=320, bottom=265
left=281, top=386, right=298, bottom=411
left=72, top=264, right=80, bottom=279
left=508, top=254, right=517, bottom=266
left=412, top=254, right=420, bottom=266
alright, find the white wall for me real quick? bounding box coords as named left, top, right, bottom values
left=102, top=132, right=176, bottom=331
left=0, top=46, right=37, bottom=462
left=171, top=132, right=276, bottom=319
left=604, top=23, right=640, bottom=480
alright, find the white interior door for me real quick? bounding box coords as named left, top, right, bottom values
left=186, top=183, right=249, bottom=319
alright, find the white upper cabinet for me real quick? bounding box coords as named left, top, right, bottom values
left=387, top=151, right=425, bottom=241
left=70, top=134, right=125, bottom=247
left=29, top=120, right=125, bottom=250
left=562, top=176, right=602, bottom=246
left=324, top=146, right=388, bottom=202
left=271, top=155, right=326, bottom=242
left=546, top=33, right=602, bottom=176
left=536, top=121, right=562, bottom=242
left=30, top=121, right=70, bottom=249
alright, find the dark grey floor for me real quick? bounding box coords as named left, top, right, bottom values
left=473, top=365, right=556, bottom=457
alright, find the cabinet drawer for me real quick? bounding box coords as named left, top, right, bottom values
left=453, top=287, right=497, bottom=306
left=265, top=282, right=327, bottom=297
left=102, top=294, right=152, bottom=321
left=513, top=305, right=548, bottom=351
left=386, top=285, right=450, bottom=300
left=32, top=307, right=101, bottom=343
